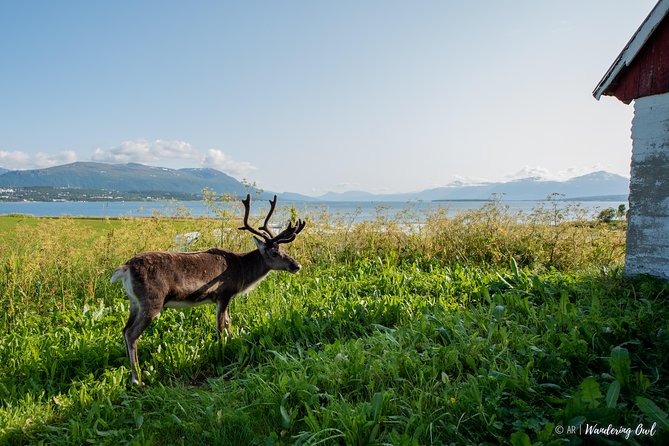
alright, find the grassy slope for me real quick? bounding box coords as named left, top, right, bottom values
left=0, top=210, right=667, bottom=445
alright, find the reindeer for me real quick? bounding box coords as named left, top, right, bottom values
left=110, top=194, right=305, bottom=385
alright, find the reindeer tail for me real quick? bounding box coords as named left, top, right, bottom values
left=110, top=265, right=128, bottom=284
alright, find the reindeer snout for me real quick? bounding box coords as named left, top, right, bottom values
left=290, top=262, right=301, bottom=274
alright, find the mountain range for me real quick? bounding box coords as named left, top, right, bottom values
left=0, top=162, right=247, bottom=196
left=0, top=162, right=629, bottom=202
left=317, top=171, right=630, bottom=202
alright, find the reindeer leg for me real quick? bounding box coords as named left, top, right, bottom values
left=123, top=304, right=160, bottom=386
left=215, top=298, right=232, bottom=364
left=223, top=308, right=232, bottom=338
left=123, top=302, right=139, bottom=358
left=216, top=298, right=233, bottom=341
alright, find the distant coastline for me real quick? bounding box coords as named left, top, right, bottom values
left=0, top=187, right=202, bottom=203
left=433, top=194, right=628, bottom=203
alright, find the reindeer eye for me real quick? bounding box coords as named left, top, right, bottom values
left=270, top=250, right=280, bottom=257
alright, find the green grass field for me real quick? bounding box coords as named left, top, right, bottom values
left=1, top=203, right=667, bottom=445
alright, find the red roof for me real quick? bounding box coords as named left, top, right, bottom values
left=594, top=0, right=669, bottom=104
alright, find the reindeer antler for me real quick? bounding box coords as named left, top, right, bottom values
left=258, top=195, right=278, bottom=238
left=239, top=194, right=273, bottom=242
left=238, top=194, right=306, bottom=245
left=270, top=219, right=306, bottom=245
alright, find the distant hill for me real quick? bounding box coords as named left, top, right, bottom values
left=0, top=162, right=248, bottom=195
left=426, top=171, right=629, bottom=201
left=0, top=167, right=7, bottom=175
left=316, top=171, right=630, bottom=202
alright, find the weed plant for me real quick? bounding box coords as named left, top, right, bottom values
left=1, top=201, right=667, bottom=445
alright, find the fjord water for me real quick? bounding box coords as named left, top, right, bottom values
left=0, top=199, right=626, bottom=221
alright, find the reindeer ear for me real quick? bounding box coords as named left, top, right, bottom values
left=253, top=237, right=266, bottom=250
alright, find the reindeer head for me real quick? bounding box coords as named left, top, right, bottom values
left=238, top=194, right=306, bottom=273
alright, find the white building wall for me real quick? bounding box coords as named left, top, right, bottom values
left=627, top=91, right=669, bottom=279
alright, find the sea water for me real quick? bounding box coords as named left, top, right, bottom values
left=0, top=199, right=627, bottom=222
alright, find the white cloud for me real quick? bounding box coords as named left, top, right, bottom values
left=442, top=175, right=490, bottom=187
left=36, top=150, right=77, bottom=168
left=1, top=139, right=257, bottom=179
left=0, top=149, right=77, bottom=170
left=202, top=149, right=256, bottom=177
left=0, top=150, right=30, bottom=169
left=92, top=139, right=198, bottom=164
left=502, top=166, right=557, bottom=182
left=331, top=182, right=361, bottom=192
left=92, top=139, right=256, bottom=178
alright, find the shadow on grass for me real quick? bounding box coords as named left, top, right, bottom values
left=0, top=298, right=412, bottom=444
left=3, top=272, right=668, bottom=445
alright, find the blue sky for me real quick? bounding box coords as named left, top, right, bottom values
left=0, top=1, right=657, bottom=195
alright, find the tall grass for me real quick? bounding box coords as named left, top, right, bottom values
left=1, top=201, right=666, bottom=445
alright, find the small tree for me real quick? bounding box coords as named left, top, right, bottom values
left=616, top=203, right=627, bottom=220
left=597, top=207, right=617, bottom=223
